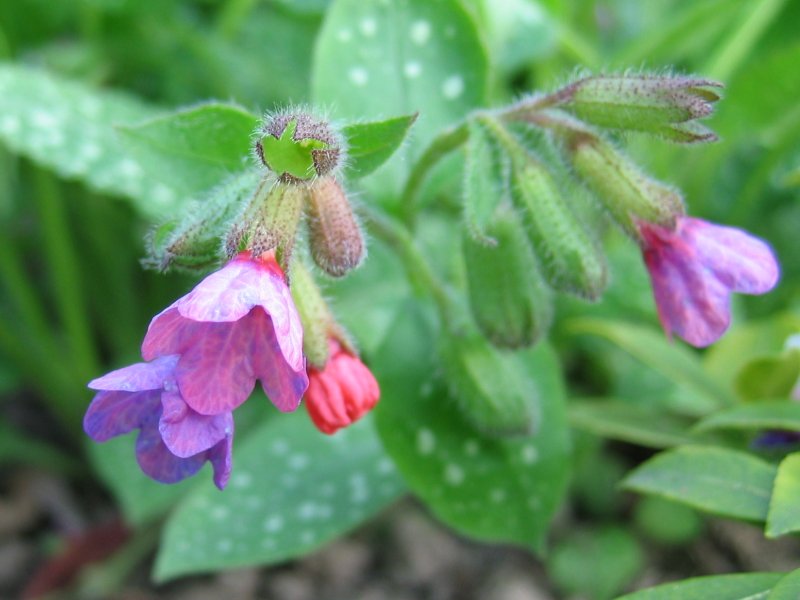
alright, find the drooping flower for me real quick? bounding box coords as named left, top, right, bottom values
left=84, top=355, right=233, bottom=489
left=304, top=340, right=380, bottom=435
left=639, top=216, right=780, bottom=347
left=142, top=251, right=308, bottom=416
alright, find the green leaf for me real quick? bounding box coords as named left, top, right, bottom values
left=766, top=453, right=800, bottom=538
left=768, top=569, right=800, bottom=600
left=616, top=573, right=783, bottom=600
left=312, top=0, right=489, bottom=193
left=623, top=446, right=777, bottom=521
left=734, top=351, right=800, bottom=401
left=342, top=114, right=418, bottom=179
left=548, top=526, right=644, bottom=600
left=87, top=435, right=195, bottom=526
left=634, top=496, right=703, bottom=546
left=117, top=103, right=258, bottom=195
left=374, top=303, right=570, bottom=550
left=569, top=400, right=701, bottom=449
left=568, top=318, right=733, bottom=415
left=154, top=413, right=405, bottom=581
left=0, top=65, right=181, bottom=218
left=695, top=401, right=800, bottom=434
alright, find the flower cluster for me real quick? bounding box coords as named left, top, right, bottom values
left=85, top=250, right=380, bottom=489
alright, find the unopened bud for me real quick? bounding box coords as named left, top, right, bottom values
left=567, top=133, right=685, bottom=237
left=513, top=158, right=608, bottom=301
left=439, top=330, right=539, bottom=437
left=225, top=179, right=307, bottom=270
left=255, top=110, right=343, bottom=182
left=561, top=74, right=722, bottom=143
left=307, top=176, right=365, bottom=277
left=462, top=208, right=553, bottom=347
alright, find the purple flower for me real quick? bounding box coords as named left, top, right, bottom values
left=639, top=216, right=780, bottom=347
left=84, top=355, right=233, bottom=489
left=141, top=251, right=308, bottom=415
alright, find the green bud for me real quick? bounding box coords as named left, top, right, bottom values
left=513, top=157, right=608, bottom=301
left=566, top=133, right=685, bottom=236
left=255, top=110, right=343, bottom=183
left=560, top=74, right=721, bottom=143
left=462, top=207, right=553, bottom=347
left=307, top=176, right=365, bottom=278
left=289, top=260, right=333, bottom=368
left=439, top=330, right=539, bottom=437
left=144, top=171, right=259, bottom=272
left=226, top=178, right=307, bottom=270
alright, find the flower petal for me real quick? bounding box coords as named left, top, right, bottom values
left=159, top=389, right=233, bottom=458
left=88, top=355, right=179, bottom=391
left=207, top=435, right=233, bottom=490
left=682, top=218, right=780, bottom=294
left=175, top=318, right=257, bottom=415
left=250, top=309, right=308, bottom=412
left=176, top=258, right=266, bottom=323
left=83, top=390, right=161, bottom=442
left=142, top=307, right=203, bottom=361
left=135, top=415, right=207, bottom=484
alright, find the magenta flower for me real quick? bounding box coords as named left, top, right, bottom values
left=84, top=355, right=233, bottom=489
left=639, top=216, right=779, bottom=347
left=141, top=251, right=308, bottom=415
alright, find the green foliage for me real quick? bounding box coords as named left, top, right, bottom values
left=616, top=573, right=784, bottom=600
left=766, top=453, right=800, bottom=538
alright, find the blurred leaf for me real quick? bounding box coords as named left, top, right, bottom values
left=634, top=496, right=703, bottom=546
left=548, top=526, right=643, bottom=600
left=0, top=64, right=182, bottom=219
left=270, top=0, right=330, bottom=16
left=695, top=401, right=800, bottom=434
left=766, top=453, right=800, bottom=538
left=374, top=303, right=570, bottom=551
left=478, top=0, right=555, bottom=73
left=768, top=568, right=800, bottom=600
left=616, top=573, right=783, bottom=600
left=0, top=421, right=81, bottom=475
left=568, top=319, right=733, bottom=415
left=342, top=113, right=418, bottom=179
left=312, top=0, right=489, bottom=194
left=623, top=446, right=776, bottom=521
left=87, top=435, right=196, bottom=526
left=155, top=413, right=404, bottom=581
left=734, top=351, right=800, bottom=401
left=569, top=400, right=701, bottom=449
left=117, top=103, right=258, bottom=195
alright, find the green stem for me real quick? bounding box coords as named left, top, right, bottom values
left=400, top=122, right=469, bottom=226
left=704, top=0, right=787, bottom=80
left=32, top=168, right=99, bottom=382
left=364, top=206, right=454, bottom=329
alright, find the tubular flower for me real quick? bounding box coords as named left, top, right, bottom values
left=305, top=340, right=380, bottom=435
left=142, top=251, right=308, bottom=415
left=84, top=355, right=233, bottom=489
left=639, top=216, right=780, bottom=347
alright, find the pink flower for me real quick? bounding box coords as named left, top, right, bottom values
left=639, top=216, right=780, bottom=347
left=142, top=252, right=308, bottom=415
left=84, top=355, right=233, bottom=489
left=305, top=340, right=380, bottom=435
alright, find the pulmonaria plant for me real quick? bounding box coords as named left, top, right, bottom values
left=638, top=217, right=780, bottom=347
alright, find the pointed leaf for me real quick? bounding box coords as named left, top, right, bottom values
left=695, top=401, right=800, bottom=434
left=766, top=453, right=800, bottom=538
left=623, top=446, right=777, bottom=521
left=342, top=114, right=418, bottom=179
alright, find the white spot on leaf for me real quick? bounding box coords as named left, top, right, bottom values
left=410, top=20, right=432, bottom=45
left=445, top=463, right=465, bottom=485
left=416, top=428, right=436, bottom=455
left=403, top=61, right=422, bottom=79
left=264, top=515, right=284, bottom=533
left=521, top=445, right=539, bottom=464
left=442, top=75, right=464, bottom=100
left=337, top=28, right=352, bottom=42
left=348, top=67, right=369, bottom=87
left=359, top=17, right=377, bottom=37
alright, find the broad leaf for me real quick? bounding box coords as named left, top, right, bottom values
left=617, top=573, right=783, bottom=600
left=734, top=352, right=800, bottom=402
left=569, top=400, right=700, bottom=449
left=766, top=453, right=800, bottom=538
left=623, top=446, right=777, bottom=521
left=768, top=569, right=800, bottom=600
left=374, top=303, right=570, bottom=551
left=342, top=114, right=418, bottom=178
left=117, top=103, right=258, bottom=195
left=312, top=0, right=489, bottom=194
left=0, top=65, right=178, bottom=218
left=155, top=413, right=404, bottom=581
